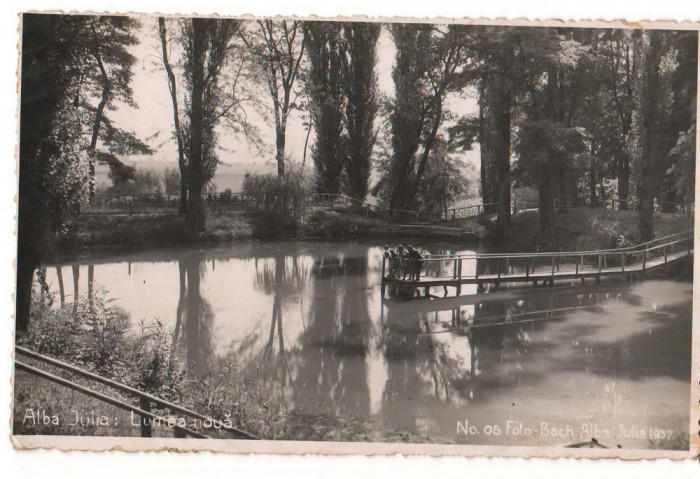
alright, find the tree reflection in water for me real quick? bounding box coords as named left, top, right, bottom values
left=294, top=254, right=373, bottom=417
left=250, top=251, right=309, bottom=401
left=174, top=252, right=215, bottom=371
left=35, top=245, right=691, bottom=444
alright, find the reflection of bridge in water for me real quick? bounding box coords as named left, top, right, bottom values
left=381, top=230, right=693, bottom=298
left=380, top=281, right=631, bottom=331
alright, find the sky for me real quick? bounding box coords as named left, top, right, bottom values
left=107, top=17, right=480, bottom=188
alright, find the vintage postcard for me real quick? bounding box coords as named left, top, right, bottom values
left=10, top=12, right=700, bottom=460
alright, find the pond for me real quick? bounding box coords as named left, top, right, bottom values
left=40, top=241, right=692, bottom=449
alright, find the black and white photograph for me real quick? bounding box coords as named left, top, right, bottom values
left=11, top=12, right=699, bottom=458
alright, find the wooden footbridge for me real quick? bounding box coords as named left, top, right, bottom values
left=381, top=230, right=694, bottom=299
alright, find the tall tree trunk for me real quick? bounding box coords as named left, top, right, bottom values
left=275, top=123, right=287, bottom=176
left=56, top=265, right=65, bottom=307
left=72, top=264, right=80, bottom=314
left=301, top=106, right=312, bottom=172
left=185, top=19, right=208, bottom=235
left=405, top=98, right=443, bottom=210
left=88, top=93, right=108, bottom=201
left=478, top=81, right=492, bottom=211
left=342, top=22, right=380, bottom=201
left=493, top=76, right=512, bottom=231
left=558, top=169, right=569, bottom=212
left=538, top=161, right=555, bottom=243
left=617, top=152, right=630, bottom=210
left=589, top=167, right=598, bottom=207
left=158, top=18, right=188, bottom=215
left=637, top=31, right=662, bottom=242
left=588, top=144, right=598, bottom=208
left=88, top=46, right=111, bottom=203
left=15, top=251, right=37, bottom=335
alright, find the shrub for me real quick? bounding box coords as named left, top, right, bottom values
left=17, top=291, right=282, bottom=438
left=302, top=210, right=370, bottom=239
left=242, top=167, right=311, bottom=239
left=218, top=188, right=235, bottom=203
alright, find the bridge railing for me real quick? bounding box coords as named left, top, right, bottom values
left=383, top=230, right=693, bottom=283
left=310, top=193, right=421, bottom=222
left=15, top=346, right=258, bottom=440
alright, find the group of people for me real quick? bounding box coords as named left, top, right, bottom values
left=383, top=244, right=425, bottom=281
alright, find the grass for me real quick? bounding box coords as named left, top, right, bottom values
left=495, top=208, right=693, bottom=253
left=55, top=202, right=692, bottom=258
left=56, top=209, right=253, bottom=252
left=14, top=295, right=282, bottom=439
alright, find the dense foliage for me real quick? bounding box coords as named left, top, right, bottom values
left=242, top=167, right=311, bottom=238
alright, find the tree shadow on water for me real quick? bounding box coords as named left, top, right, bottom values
left=554, top=309, right=692, bottom=381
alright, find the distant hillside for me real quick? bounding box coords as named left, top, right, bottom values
left=96, top=160, right=276, bottom=192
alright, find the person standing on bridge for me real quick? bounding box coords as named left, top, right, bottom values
left=398, top=245, right=409, bottom=279
left=383, top=245, right=399, bottom=278
left=389, top=249, right=400, bottom=278
left=407, top=245, right=424, bottom=281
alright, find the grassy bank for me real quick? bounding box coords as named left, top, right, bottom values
left=489, top=208, right=693, bottom=253
left=56, top=210, right=254, bottom=252
left=55, top=205, right=692, bottom=256
left=14, top=296, right=283, bottom=439
left=14, top=294, right=431, bottom=443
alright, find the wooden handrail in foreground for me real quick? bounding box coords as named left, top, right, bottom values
left=15, top=360, right=208, bottom=438
left=15, top=346, right=258, bottom=440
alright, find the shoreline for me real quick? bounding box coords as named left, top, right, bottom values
left=47, top=207, right=693, bottom=263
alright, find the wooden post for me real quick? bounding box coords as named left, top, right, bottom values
left=453, top=259, right=458, bottom=279
left=497, top=258, right=501, bottom=279
left=526, top=260, right=530, bottom=279
left=575, top=258, right=579, bottom=277
left=597, top=253, right=602, bottom=284
left=456, top=260, right=463, bottom=295
left=664, top=247, right=668, bottom=269
left=621, top=253, right=625, bottom=273
left=139, top=397, right=152, bottom=437
left=551, top=256, right=555, bottom=286
left=642, top=250, right=646, bottom=278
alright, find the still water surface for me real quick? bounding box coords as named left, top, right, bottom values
left=43, top=241, right=691, bottom=448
